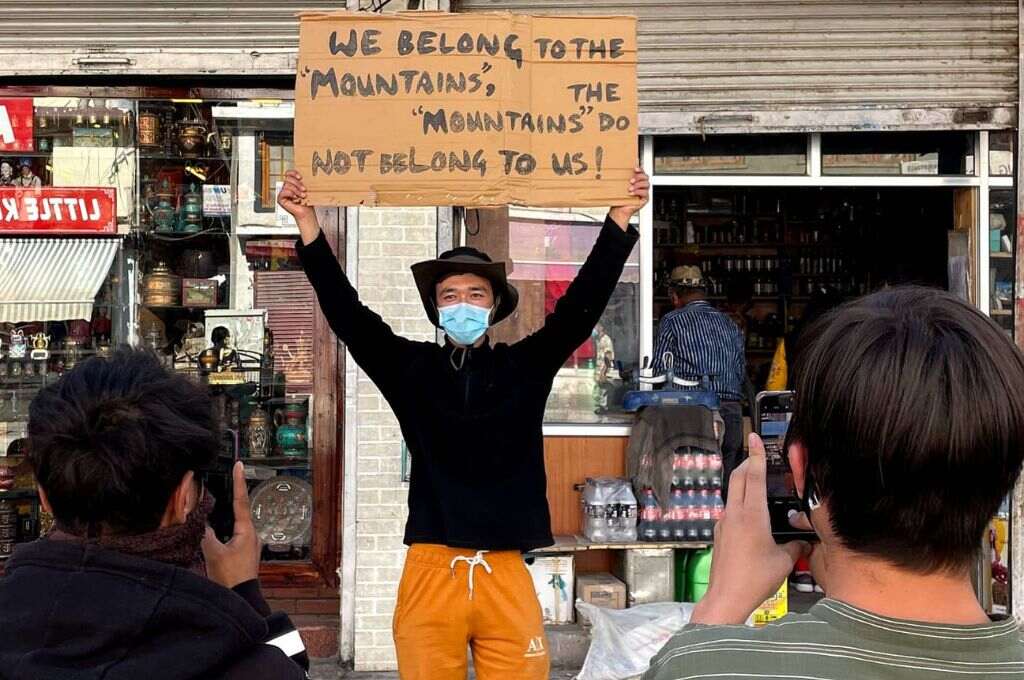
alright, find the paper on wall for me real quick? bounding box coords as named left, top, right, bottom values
left=51, top=147, right=135, bottom=220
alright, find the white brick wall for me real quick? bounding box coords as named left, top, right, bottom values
left=352, top=206, right=436, bottom=671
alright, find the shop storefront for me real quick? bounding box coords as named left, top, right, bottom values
left=0, top=88, right=346, bottom=655
left=431, top=0, right=1021, bottom=671
left=1, top=0, right=1022, bottom=673
left=0, top=0, right=352, bottom=654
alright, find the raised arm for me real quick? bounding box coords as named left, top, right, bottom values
left=279, top=172, right=412, bottom=393
left=512, top=169, right=647, bottom=378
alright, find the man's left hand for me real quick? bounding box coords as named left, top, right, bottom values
left=689, top=433, right=811, bottom=625
left=609, top=167, right=650, bottom=230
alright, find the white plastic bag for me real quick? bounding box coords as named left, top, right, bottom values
left=576, top=600, right=694, bottom=680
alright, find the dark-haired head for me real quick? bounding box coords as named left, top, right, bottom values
left=27, top=347, right=218, bottom=536
left=788, top=286, right=1024, bottom=573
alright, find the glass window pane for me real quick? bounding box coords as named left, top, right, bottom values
left=989, top=188, right=1015, bottom=341
left=468, top=207, right=640, bottom=424
left=822, top=131, right=974, bottom=176
left=1, top=262, right=124, bottom=553
left=990, top=131, right=1014, bottom=177
left=654, top=134, right=807, bottom=175
left=22, top=97, right=138, bottom=225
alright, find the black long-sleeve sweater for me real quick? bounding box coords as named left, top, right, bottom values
left=297, top=216, right=638, bottom=551
left=0, top=539, right=309, bottom=679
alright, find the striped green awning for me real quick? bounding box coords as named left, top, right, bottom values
left=0, top=238, right=120, bottom=324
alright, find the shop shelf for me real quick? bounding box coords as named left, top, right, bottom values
left=991, top=310, right=1013, bottom=317
left=139, top=153, right=230, bottom=163
left=0, top=489, right=39, bottom=501
left=529, top=535, right=712, bottom=554
left=144, top=228, right=229, bottom=242
left=991, top=252, right=1014, bottom=259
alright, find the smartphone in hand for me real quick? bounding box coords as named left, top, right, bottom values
left=753, top=390, right=816, bottom=542
left=203, top=430, right=240, bottom=543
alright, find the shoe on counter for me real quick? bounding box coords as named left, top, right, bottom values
left=790, top=572, right=815, bottom=593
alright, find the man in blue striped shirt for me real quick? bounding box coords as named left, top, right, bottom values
left=653, top=266, right=746, bottom=492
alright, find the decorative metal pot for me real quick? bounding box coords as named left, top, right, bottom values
left=247, top=404, right=271, bottom=458
left=143, top=262, right=181, bottom=306
left=176, top=119, right=207, bottom=156
left=274, top=400, right=308, bottom=457
left=149, top=178, right=177, bottom=233
left=179, top=183, right=203, bottom=233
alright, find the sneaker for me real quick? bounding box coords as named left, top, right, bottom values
left=814, top=583, right=825, bottom=594
left=790, top=573, right=814, bottom=593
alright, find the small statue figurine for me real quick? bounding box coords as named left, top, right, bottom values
left=30, top=333, right=51, bottom=361
left=12, top=159, right=41, bottom=188
left=8, top=330, right=26, bottom=360
left=0, top=160, right=14, bottom=187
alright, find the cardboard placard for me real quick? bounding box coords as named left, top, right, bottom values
left=295, top=11, right=638, bottom=207
left=0, top=187, right=117, bottom=234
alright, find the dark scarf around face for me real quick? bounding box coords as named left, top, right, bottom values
left=47, top=491, right=214, bottom=576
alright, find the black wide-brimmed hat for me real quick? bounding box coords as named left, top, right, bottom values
left=411, top=247, right=519, bottom=327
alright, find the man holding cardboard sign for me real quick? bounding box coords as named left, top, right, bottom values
left=287, top=13, right=642, bottom=677
left=278, top=163, right=645, bottom=677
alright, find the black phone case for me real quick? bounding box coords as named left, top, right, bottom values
left=755, top=392, right=817, bottom=542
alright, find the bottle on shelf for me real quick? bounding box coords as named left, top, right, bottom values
left=669, top=488, right=688, bottom=542
left=585, top=498, right=608, bottom=543
left=699, top=489, right=715, bottom=541
left=710, top=490, right=725, bottom=532
left=685, top=489, right=701, bottom=542
left=708, top=453, right=723, bottom=490
left=673, top=449, right=695, bottom=490
left=693, top=451, right=709, bottom=490
left=637, top=487, right=661, bottom=542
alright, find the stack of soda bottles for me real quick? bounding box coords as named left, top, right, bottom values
left=637, top=447, right=725, bottom=543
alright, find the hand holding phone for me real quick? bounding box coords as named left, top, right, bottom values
left=754, top=390, right=816, bottom=541
left=690, top=433, right=811, bottom=625
left=201, top=461, right=261, bottom=589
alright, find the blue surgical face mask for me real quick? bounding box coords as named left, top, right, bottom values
left=438, top=302, right=492, bottom=346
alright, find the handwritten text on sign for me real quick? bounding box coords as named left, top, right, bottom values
left=295, top=12, right=638, bottom=207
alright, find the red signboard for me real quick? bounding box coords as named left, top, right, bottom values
left=0, top=187, right=117, bottom=234
left=0, top=99, right=34, bottom=152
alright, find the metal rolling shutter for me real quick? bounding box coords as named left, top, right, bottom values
left=455, top=0, right=1019, bottom=133
left=0, top=1, right=345, bottom=76
left=254, top=270, right=316, bottom=394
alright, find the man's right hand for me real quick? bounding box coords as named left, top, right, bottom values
left=277, top=170, right=320, bottom=245
left=202, top=461, right=262, bottom=590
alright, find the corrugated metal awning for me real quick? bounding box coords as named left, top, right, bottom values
left=0, top=238, right=120, bottom=323
left=455, top=0, right=1019, bottom=133
left=0, top=1, right=345, bottom=76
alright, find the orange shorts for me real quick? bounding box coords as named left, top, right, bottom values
left=393, top=544, right=550, bottom=680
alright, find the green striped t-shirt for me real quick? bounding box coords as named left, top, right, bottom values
left=643, top=599, right=1024, bottom=680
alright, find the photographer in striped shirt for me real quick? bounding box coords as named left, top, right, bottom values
left=645, top=287, right=1024, bottom=680
left=653, top=265, right=746, bottom=494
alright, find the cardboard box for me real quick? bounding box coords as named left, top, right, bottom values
left=752, top=580, right=788, bottom=626
left=577, top=572, right=627, bottom=610
left=525, top=555, right=575, bottom=624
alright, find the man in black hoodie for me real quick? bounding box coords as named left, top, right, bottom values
left=0, top=349, right=309, bottom=680
left=278, top=168, right=647, bottom=679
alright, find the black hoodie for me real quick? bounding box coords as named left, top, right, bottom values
left=0, top=539, right=309, bottom=680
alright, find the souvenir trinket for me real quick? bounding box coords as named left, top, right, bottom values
left=247, top=404, right=271, bottom=459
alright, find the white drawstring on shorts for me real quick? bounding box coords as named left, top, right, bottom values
left=449, top=550, right=493, bottom=600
